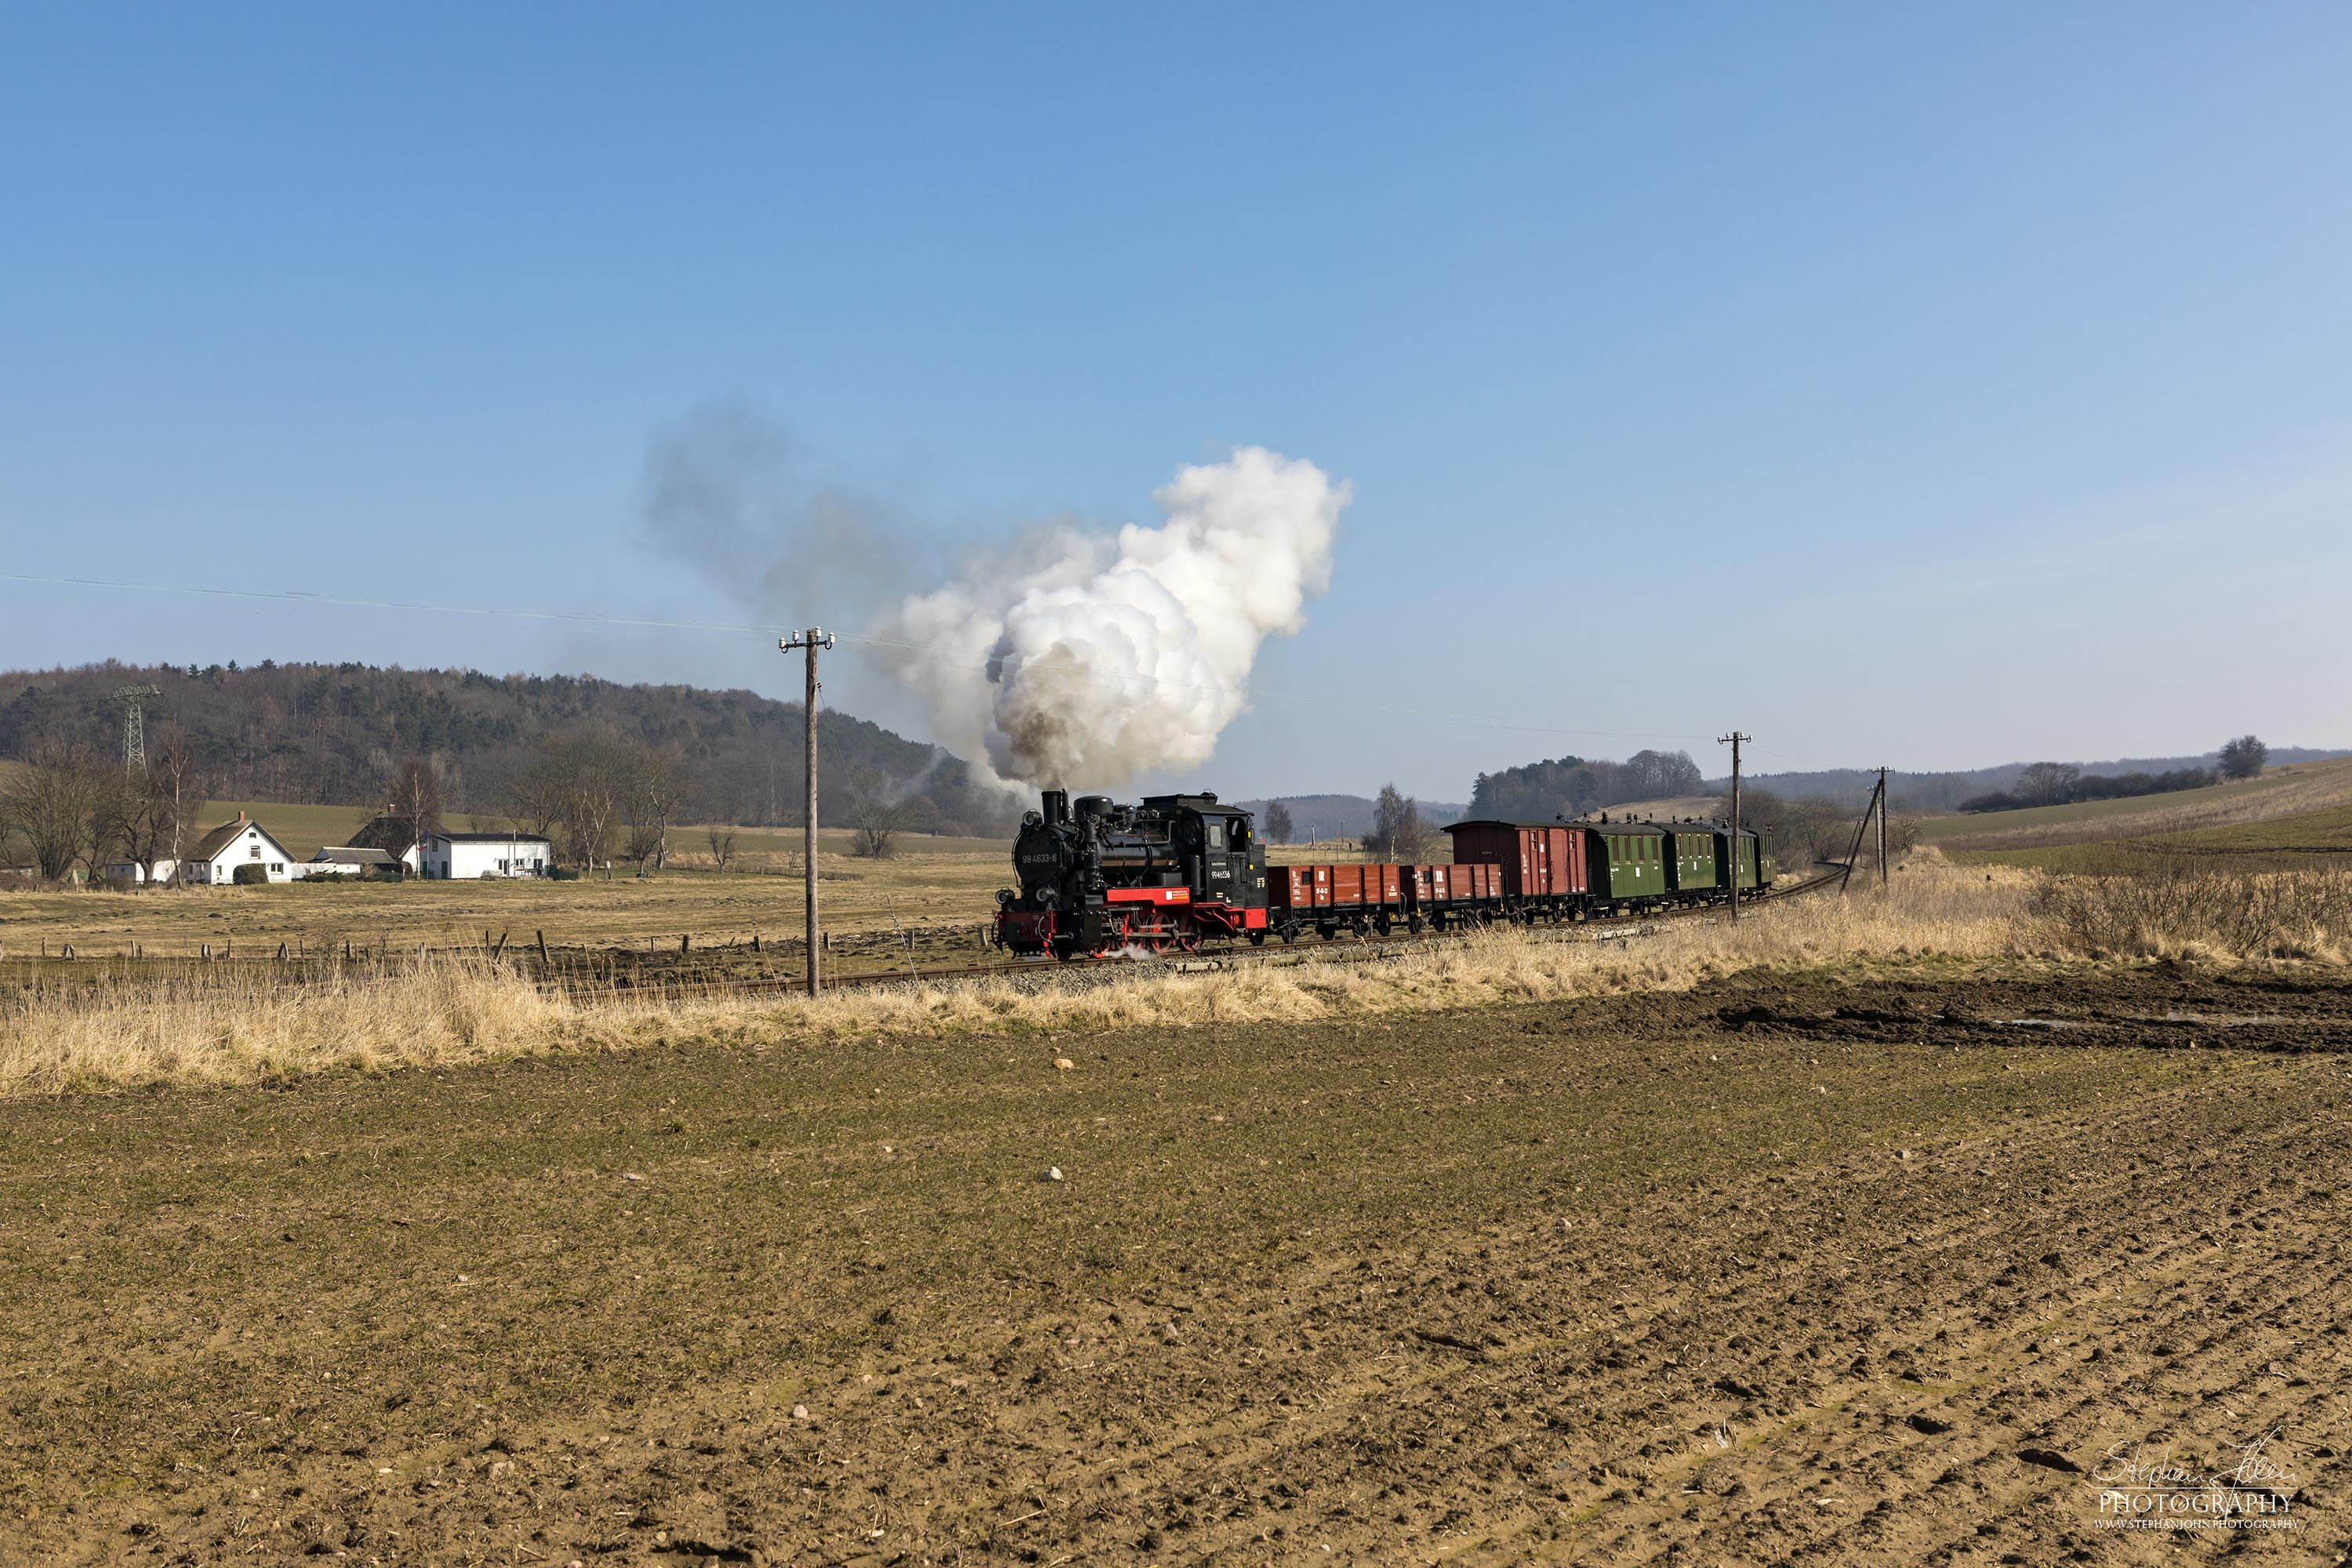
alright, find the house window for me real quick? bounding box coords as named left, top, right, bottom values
left=270, top=863, right=282, bottom=873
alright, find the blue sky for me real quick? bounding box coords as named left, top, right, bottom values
left=3, top=4, right=2347, bottom=799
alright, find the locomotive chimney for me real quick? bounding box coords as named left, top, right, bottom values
left=1041, top=789, right=1069, bottom=827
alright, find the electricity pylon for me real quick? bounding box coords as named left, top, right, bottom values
left=113, top=684, right=161, bottom=772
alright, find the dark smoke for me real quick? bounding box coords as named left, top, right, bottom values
left=635, top=396, right=917, bottom=626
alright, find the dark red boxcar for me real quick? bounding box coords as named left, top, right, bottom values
left=1445, top=821, right=1588, bottom=898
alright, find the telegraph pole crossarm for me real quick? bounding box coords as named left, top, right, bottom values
left=781, top=629, right=837, bottom=997
left=1718, top=731, right=1749, bottom=922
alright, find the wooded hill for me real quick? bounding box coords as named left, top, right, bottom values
left=0, top=661, right=1021, bottom=837
left=1468, top=750, right=1707, bottom=822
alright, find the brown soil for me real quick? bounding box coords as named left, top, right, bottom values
left=2, top=962, right=2347, bottom=1565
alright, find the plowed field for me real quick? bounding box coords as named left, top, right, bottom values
left=3, top=964, right=2346, bottom=1564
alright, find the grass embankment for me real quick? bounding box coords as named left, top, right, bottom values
left=0, top=858, right=2033, bottom=1096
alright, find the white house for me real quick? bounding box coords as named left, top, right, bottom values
left=419, top=830, right=554, bottom=880
left=181, top=814, right=299, bottom=885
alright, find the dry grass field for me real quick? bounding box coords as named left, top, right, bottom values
left=0, top=856, right=2038, bottom=1096
left=5, top=850, right=2349, bottom=1563
left=2, top=931, right=2347, bottom=1562
left=1922, top=757, right=2352, bottom=856
left=0, top=837, right=1014, bottom=961
left=1962, top=802, right=2352, bottom=876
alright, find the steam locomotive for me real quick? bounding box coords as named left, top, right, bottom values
left=993, top=789, right=1776, bottom=960
left=994, top=789, right=1269, bottom=960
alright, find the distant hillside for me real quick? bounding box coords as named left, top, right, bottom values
left=1232, top=793, right=1469, bottom=843
left=1711, top=748, right=2350, bottom=814
left=0, top=660, right=1019, bottom=836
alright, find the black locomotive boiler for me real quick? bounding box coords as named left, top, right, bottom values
left=993, top=789, right=1269, bottom=958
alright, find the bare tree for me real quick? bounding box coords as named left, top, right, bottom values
left=623, top=747, right=682, bottom=875
left=1263, top=800, right=1294, bottom=844
left=151, top=727, right=205, bottom=886
left=1, top=742, right=107, bottom=880
left=91, top=772, right=154, bottom=880
left=1363, top=782, right=1430, bottom=864
left=383, top=755, right=445, bottom=865
left=1736, top=787, right=1850, bottom=866
left=705, top=822, right=739, bottom=873
left=2013, top=761, right=2082, bottom=808
left=503, top=751, right=564, bottom=840
left=2219, top=735, right=2268, bottom=781
left=847, top=769, right=913, bottom=858
left=543, top=731, right=624, bottom=875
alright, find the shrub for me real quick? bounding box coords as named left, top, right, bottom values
left=2034, top=859, right=2352, bottom=960
left=231, top=864, right=267, bottom=886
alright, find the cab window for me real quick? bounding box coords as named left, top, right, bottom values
left=1206, top=822, right=1224, bottom=850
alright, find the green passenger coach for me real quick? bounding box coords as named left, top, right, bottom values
left=1661, top=822, right=1721, bottom=896
left=1586, top=820, right=1668, bottom=906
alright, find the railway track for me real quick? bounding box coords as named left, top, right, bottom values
left=561, top=863, right=1854, bottom=1004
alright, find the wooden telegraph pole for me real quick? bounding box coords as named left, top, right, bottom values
left=782, top=629, right=836, bottom=996
left=1719, top=731, right=1749, bottom=922
left=1877, top=764, right=1889, bottom=887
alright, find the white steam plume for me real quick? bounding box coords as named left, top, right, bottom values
left=873, top=447, right=1348, bottom=789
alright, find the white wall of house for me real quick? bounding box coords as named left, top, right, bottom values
left=185, top=825, right=297, bottom=884
left=422, top=835, right=553, bottom=879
